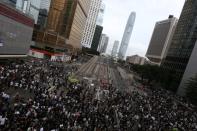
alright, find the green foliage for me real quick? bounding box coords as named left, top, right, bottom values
left=131, top=64, right=180, bottom=92
left=186, top=74, right=197, bottom=105
left=118, top=59, right=126, bottom=65
left=132, top=64, right=159, bottom=83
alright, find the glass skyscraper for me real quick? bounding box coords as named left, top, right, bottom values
left=162, top=0, right=197, bottom=88
left=91, top=25, right=103, bottom=51
left=118, top=12, right=136, bottom=60
left=97, top=34, right=109, bottom=53
left=111, top=40, right=119, bottom=58
left=96, top=3, right=105, bottom=26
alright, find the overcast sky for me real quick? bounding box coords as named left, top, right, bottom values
left=102, top=0, right=185, bottom=57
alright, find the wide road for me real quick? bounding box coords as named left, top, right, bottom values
left=77, top=56, right=127, bottom=92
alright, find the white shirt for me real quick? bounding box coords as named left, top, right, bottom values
left=2, top=92, right=10, bottom=99
left=15, top=83, right=19, bottom=87
left=0, top=117, right=6, bottom=125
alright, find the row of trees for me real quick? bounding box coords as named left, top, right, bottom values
left=130, top=64, right=197, bottom=105
left=131, top=64, right=180, bottom=91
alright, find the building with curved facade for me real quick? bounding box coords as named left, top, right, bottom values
left=118, top=12, right=136, bottom=60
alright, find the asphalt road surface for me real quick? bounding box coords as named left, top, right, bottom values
left=77, top=56, right=127, bottom=92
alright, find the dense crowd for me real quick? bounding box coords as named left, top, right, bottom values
left=0, top=59, right=197, bottom=131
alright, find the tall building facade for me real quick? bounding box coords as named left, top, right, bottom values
left=32, top=0, right=71, bottom=55
left=36, top=0, right=51, bottom=30
left=37, top=9, right=48, bottom=30
left=46, top=0, right=73, bottom=34
left=111, top=40, right=119, bottom=58
left=91, top=25, right=103, bottom=51
left=98, top=34, right=109, bottom=53
left=102, top=36, right=109, bottom=53
left=28, top=0, right=41, bottom=24
left=178, top=40, right=197, bottom=96
left=90, top=2, right=105, bottom=51
left=146, top=15, right=178, bottom=65
left=96, top=3, right=105, bottom=26
left=8, top=0, right=41, bottom=24
left=33, top=0, right=91, bottom=56
left=118, top=12, right=136, bottom=60
left=81, top=0, right=102, bottom=48
left=67, top=0, right=91, bottom=51
left=97, top=34, right=105, bottom=52
left=162, top=0, right=197, bottom=89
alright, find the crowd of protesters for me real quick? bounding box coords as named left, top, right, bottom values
left=0, top=58, right=197, bottom=131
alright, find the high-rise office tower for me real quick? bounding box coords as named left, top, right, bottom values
left=8, top=0, right=41, bottom=24
left=97, top=34, right=109, bottom=53
left=47, top=0, right=69, bottom=33
left=178, top=40, right=197, bottom=96
left=67, top=0, right=91, bottom=51
left=102, top=36, right=109, bottom=53
left=162, top=0, right=197, bottom=89
left=91, top=2, right=105, bottom=51
left=81, top=0, right=102, bottom=48
left=146, top=15, right=178, bottom=65
left=97, top=34, right=105, bottom=52
left=118, top=12, right=136, bottom=60
left=37, top=9, right=48, bottom=30
left=37, top=0, right=51, bottom=30
left=96, top=3, right=105, bottom=26
left=14, top=0, right=41, bottom=24
left=91, top=25, right=103, bottom=51
left=33, top=0, right=91, bottom=53
left=111, top=41, right=119, bottom=58
left=29, top=0, right=41, bottom=24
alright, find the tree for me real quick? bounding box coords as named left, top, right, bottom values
left=131, top=64, right=160, bottom=84
left=118, top=59, right=126, bottom=65
left=131, top=64, right=181, bottom=92
left=186, top=74, right=197, bottom=105
left=159, top=69, right=181, bottom=92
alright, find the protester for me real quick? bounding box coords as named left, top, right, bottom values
left=0, top=58, right=196, bottom=131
